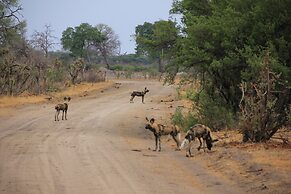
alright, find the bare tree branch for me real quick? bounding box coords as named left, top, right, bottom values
left=30, top=25, right=57, bottom=57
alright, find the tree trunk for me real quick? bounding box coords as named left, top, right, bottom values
left=71, top=75, right=77, bottom=85
left=158, top=58, right=163, bottom=73
left=242, top=130, right=270, bottom=142
left=102, top=53, right=110, bottom=70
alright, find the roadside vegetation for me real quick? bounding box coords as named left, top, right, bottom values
left=134, top=0, right=290, bottom=143
left=0, top=1, right=158, bottom=97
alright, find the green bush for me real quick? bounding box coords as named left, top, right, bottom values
left=47, top=68, right=64, bottom=82
left=185, top=88, right=197, bottom=101
left=110, top=65, right=123, bottom=71
left=171, top=108, right=198, bottom=132
left=111, top=65, right=148, bottom=72
left=183, top=112, right=198, bottom=131
left=172, top=108, right=184, bottom=127
left=192, top=91, right=235, bottom=130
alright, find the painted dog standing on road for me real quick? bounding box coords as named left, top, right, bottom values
left=145, top=117, right=181, bottom=151
left=55, top=97, right=71, bottom=121
left=130, top=87, right=149, bottom=103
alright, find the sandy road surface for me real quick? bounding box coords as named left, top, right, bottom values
left=0, top=80, right=245, bottom=194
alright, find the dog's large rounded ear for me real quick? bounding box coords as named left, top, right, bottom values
left=68, top=97, right=71, bottom=101
left=145, top=117, right=149, bottom=121
left=64, top=97, right=67, bottom=101
left=150, top=118, right=155, bottom=124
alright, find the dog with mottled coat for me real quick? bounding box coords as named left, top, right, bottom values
left=55, top=97, right=71, bottom=121
left=130, top=87, right=149, bottom=103
left=145, top=117, right=181, bottom=151
left=180, top=124, right=218, bottom=157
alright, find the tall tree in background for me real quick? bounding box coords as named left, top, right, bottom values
left=135, top=22, right=154, bottom=56
left=94, top=24, right=120, bottom=69
left=29, top=25, right=57, bottom=92
left=135, top=20, right=179, bottom=72
left=30, top=24, right=56, bottom=58
left=0, top=0, right=25, bottom=46
left=61, top=23, right=121, bottom=69
left=61, top=23, right=105, bottom=58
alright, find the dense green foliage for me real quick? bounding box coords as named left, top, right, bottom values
left=61, top=23, right=105, bottom=58
left=92, top=54, right=151, bottom=66
left=172, top=107, right=198, bottom=132
left=165, top=0, right=291, bottom=132
left=0, top=0, right=25, bottom=46
left=108, top=0, right=289, bottom=136
left=171, top=0, right=290, bottom=110
left=135, top=20, right=179, bottom=72
left=61, top=23, right=123, bottom=69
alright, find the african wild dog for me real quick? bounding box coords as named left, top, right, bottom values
left=180, top=124, right=218, bottom=157
left=130, top=87, right=149, bottom=103
left=145, top=117, right=181, bottom=151
left=55, top=97, right=71, bottom=121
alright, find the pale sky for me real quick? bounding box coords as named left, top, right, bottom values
left=21, top=0, right=173, bottom=54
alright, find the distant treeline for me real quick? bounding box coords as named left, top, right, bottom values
left=50, top=52, right=152, bottom=67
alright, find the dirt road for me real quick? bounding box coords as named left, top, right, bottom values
left=0, top=80, right=248, bottom=194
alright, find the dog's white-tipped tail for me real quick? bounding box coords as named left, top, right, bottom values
left=180, top=139, right=189, bottom=150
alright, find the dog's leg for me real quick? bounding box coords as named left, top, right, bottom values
left=186, top=145, right=192, bottom=157
left=203, top=138, right=206, bottom=152
left=130, top=95, right=135, bottom=103
left=171, top=133, right=180, bottom=150
left=55, top=110, right=58, bottom=121
left=158, top=136, right=161, bottom=151
left=197, top=137, right=202, bottom=151
left=62, top=110, right=64, bottom=120
left=57, top=110, right=60, bottom=121
left=65, top=109, right=67, bottom=120
left=154, top=135, right=158, bottom=151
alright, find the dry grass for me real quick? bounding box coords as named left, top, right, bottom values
left=213, top=129, right=291, bottom=170
left=191, top=129, right=291, bottom=193
left=51, top=81, right=113, bottom=98
left=0, top=81, right=113, bottom=116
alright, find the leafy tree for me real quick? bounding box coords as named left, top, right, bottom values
left=0, top=0, right=25, bottom=46
left=135, top=22, right=154, bottom=56
left=169, top=0, right=291, bottom=135
left=171, top=0, right=290, bottom=108
left=171, top=0, right=212, bottom=17
left=61, top=23, right=105, bottom=58
left=61, top=23, right=121, bottom=69
left=135, top=20, right=179, bottom=72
